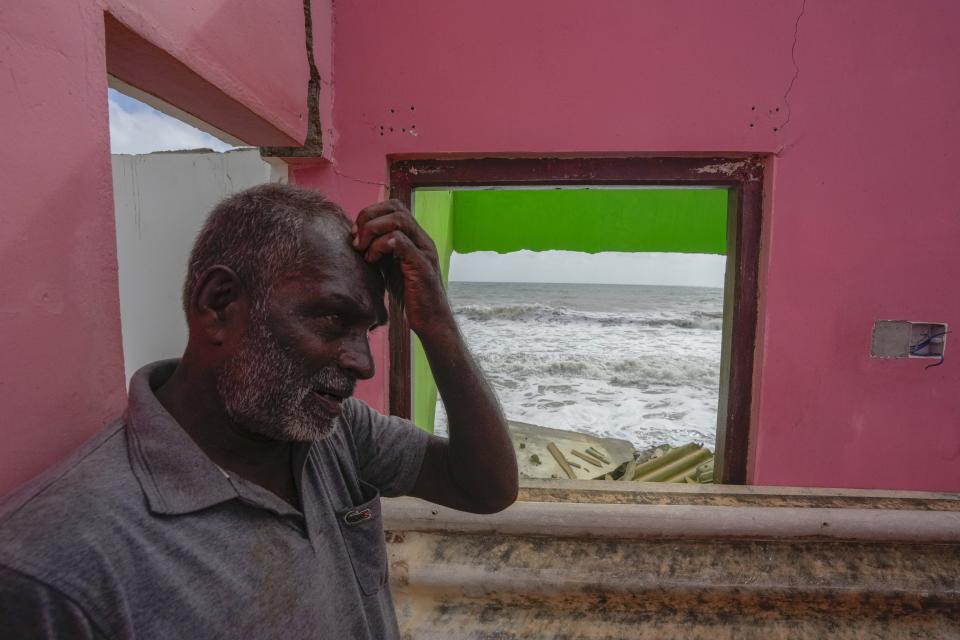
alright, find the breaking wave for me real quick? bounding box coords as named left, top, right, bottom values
left=476, top=352, right=720, bottom=389
left=455, top=303, right=723, bottom=331
left=434, top=282, right=724, bottom=451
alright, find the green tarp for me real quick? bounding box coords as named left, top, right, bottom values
left=412, top=188, right=728, bottom=432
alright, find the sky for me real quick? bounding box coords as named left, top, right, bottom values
left=449, top=251, right=725, bottom=287
left=108, top=89, right=235, bottom=154
left=108, top=89, right=726, bottom=288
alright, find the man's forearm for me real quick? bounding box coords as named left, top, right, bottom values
left=349, top=198, right=517, bottom=512
left=418, top=313, right=518, bottom=511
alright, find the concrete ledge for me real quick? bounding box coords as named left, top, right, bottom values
left=383, top=497, right=960, bottom=543
left=385, top=491, right=960, bottom=638
left=517, top=478, right=960, bottom=509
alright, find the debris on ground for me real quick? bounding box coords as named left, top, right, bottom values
left=509, top=420, right=714, bottom=483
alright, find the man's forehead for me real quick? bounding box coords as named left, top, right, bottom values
left=301, top=213, right=353, bottom=253
left=279, top=217, right=387, bottom=318
left=292, top=273, right=384, bottom=307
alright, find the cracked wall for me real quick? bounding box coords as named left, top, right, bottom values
left=4, top=0, right=959, bottom=495
left=1, top=0, right=314, bottom=494
left=297, top=0, right=960, bottom=492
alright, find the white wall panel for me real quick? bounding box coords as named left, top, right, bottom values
left=112, top=149, right=286, bottom=381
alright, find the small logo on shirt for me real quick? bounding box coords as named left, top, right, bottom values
left=343, top=508, right=373, bottom=526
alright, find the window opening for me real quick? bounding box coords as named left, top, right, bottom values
left=108, top=86, right=285, bottom=381
left=411, top=187, right=728, bottom=484
left=108, top=87, right=238, bottom=154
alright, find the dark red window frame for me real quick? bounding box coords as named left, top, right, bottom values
left=388, top=156, right=765, bottom=485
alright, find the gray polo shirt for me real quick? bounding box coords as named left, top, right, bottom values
left=0, top=360, right=429, bottom=639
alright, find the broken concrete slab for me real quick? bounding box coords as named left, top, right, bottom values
left=509, top=420, right=635, bottom=480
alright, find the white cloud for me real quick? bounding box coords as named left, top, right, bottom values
left=108, top=94, right=235, bottom=155
left=449, top=250, right=726, bottom=288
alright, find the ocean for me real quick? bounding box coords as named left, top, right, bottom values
left=433, top=281, right=724, bottom=452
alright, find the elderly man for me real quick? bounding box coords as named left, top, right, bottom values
left=0, top=184, right=518, bottom=639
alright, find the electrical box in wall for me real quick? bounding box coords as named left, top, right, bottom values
left=871, top=320, right=948, bottom=359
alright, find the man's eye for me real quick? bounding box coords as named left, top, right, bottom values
left=312, top=314, right=343, bottom=328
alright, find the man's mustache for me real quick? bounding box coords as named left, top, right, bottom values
left=312, top=367, right=356, bottom=398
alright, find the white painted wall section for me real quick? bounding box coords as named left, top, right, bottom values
left=112, top=149, right=287, bottom=381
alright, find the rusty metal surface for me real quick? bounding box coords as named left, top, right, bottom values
left=385, top=486, right=960, bottom=639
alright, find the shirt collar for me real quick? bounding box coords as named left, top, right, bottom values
left=126, top=359, right=239, bottom=515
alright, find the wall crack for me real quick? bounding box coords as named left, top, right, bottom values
left=261, top=0, right=324, bottom=158
left=778, top=0, right=807, bottom=135
left=332, top=167, right=388, bottom=189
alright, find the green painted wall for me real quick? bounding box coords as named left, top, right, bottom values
left=411, top=188, right=728, bottom=432
left=452, top=189, right=728, bottom=255
left=412, top=190, right=454, bottom=432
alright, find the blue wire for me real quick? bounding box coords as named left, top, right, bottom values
left=910, top=331, right=951, bottom=355
left=907, top=330, right=951, bottom=369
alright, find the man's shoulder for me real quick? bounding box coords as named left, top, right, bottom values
left=0, top=418, right=141, bottom=571
left=340, top=396, right=393, bottom=428
left=334, top=397, right=401, bottom=448
left=0, top=418, right=132, bottom=520
left=336, top=397, right=376, bottom=437
left=341, top=396, right=369, bottom=419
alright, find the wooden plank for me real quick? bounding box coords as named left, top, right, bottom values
left=571, top=450, right=604, bottom=467
left=547, top=442, right=578, bottom=480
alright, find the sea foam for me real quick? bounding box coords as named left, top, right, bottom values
left=433, top=282, right=724, bottom=451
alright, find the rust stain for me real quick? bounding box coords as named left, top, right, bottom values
left=386, top=487, right=960, bottom=638
left=389, top=531, right=960, bottom=638
left=385, top=531, right=406, bottom=544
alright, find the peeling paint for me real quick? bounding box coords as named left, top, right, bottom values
left=694, top=161, right=750, bottom=178
left=409, top=166, right=445, bottom=176
left=693, top=158, right=765, bottom=182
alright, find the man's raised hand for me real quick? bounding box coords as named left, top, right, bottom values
left=354, top=201, right=518, bottom=514
left=352, top=199, right=452, bottom=336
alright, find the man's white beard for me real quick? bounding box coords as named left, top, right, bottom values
left=216, top=318, right=356, bottom=442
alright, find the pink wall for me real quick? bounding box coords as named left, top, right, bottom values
left=3, top=0, right=958, bottom=495
left=297, top=0, right=960, bottom=491
left=0, top=0, right=310, bottom=495
left=1, top=1, right=124, bottom=497
left=104, top=0, right=308, bottom=145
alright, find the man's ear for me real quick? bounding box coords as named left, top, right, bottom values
left=190, top=266, right=248, bottom=346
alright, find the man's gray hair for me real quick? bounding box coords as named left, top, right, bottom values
left=182, top=183, right=350, bottom=315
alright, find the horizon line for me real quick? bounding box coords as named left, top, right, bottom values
left=447, top=280, right=723, bottom=289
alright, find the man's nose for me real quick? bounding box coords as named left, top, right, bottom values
left=338, top=333, right=375, bottom=380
